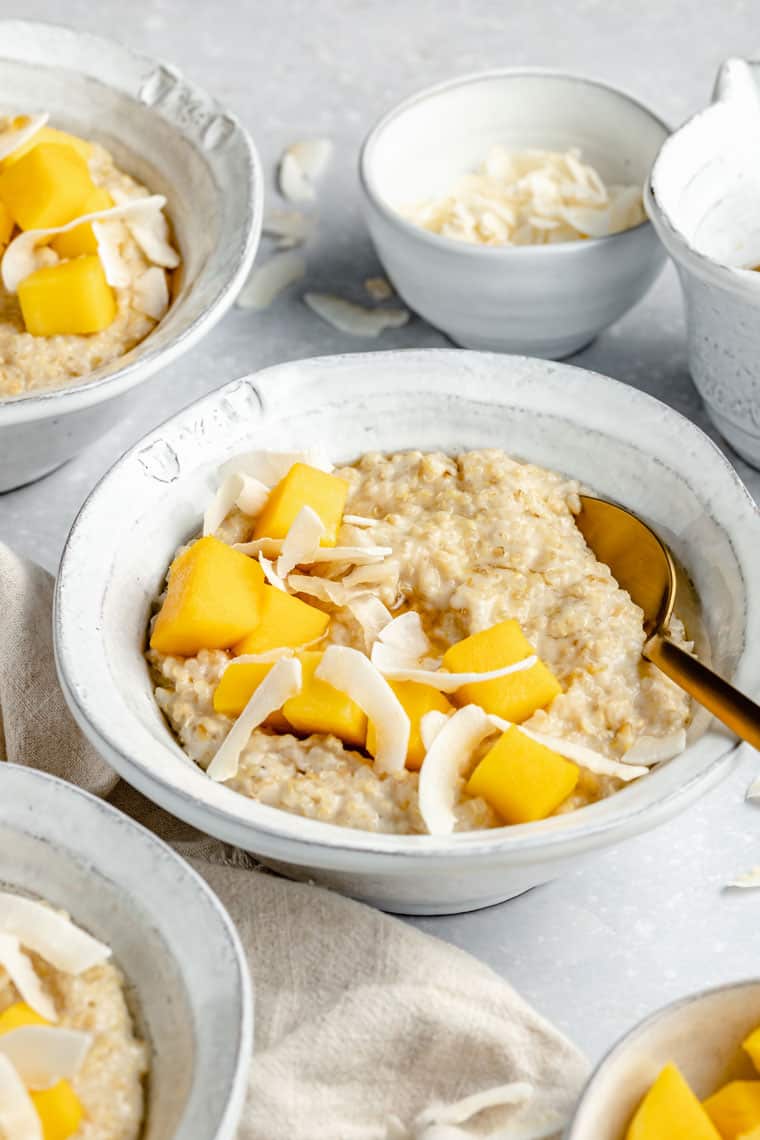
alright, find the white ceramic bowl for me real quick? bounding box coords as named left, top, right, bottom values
left=0, top=762, right=252, bottom=1139
left=0, top=19, right=262, bottom=491
left=54, top=350, right=760, bottom=916
left=359, top=70, right=669, bottom=359
left=564, top=979, right=760, bottom=1139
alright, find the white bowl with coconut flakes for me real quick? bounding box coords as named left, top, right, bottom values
left=54, top=350, right=760, bottom=915
left=359, top=70, right=669, bottom=358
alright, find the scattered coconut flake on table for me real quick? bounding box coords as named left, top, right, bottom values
left=304, top=292, right=410, bottom=337
left=727, top=867, right=760, bottom=889
left=316, top=646, right=409, bottom=774
left=622, top=729, right=687, bottom=766
left=207, top=657, right=302, bottom=781
left=0, top=1054, right=42, bottom=1140
left=219, top=448, right=333, bottom=486
left=279, top=138, right=333, bottom=202
left=276, top=506, right=325, bottom=578
left=364, top=275, right=393, bottom=301
left=132, top=265, right=170, bottom=320
left=263, top=209, right=315, bottom=248
left=0, top=1026, right=92, bottom=1090
left=746, top=775, right=760, bottom=801
left=418, top=705, right=495, bottom=835
left=0, top=893, right=111, bottom=974
left=0, top=113, right=48, bottom=161
left=0, top=933, right=56, bottom=1021
left=236, top=250, right=306, bottom=310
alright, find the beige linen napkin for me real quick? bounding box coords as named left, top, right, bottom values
left=0, top=542, right=589, bottom=1138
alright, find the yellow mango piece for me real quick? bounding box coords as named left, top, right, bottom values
left=0, top=142, right=94, bottom=231
left=31, top=1081, right=84, bottom=1140
left=233, top=586, right=329, bottom=656
left=150, top=536, right=266, bottom=657
left=704, top=1082, right=760, bottom=1138
left=18, top=255, right=116, bottom=337
left=625, top=1063, right=721, bottom=1140
left=366, top=680, right=453, bottom=770
left=282, top=651, right=367, bottom=746
left=212, top=660, right=290, bottom=729
left=51, top=186, right=113, bottom=258
left=2, top=123, right=94, bottom=167
left=0, top=1001, right=49, bottom=1033
left=443, top=619, right=562, bottom=722
left=738, top=1130, right=760, bottom=1140
left=466, top=725, right=578, bottom=823
left=0, top=199, right=13, bottom=249
left=743, top=1027, right=760, bottom=1075
left=253, top=463, right=348, bottom=546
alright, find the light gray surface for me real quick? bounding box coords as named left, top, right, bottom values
left=2, top=0, right=760, bottom=1067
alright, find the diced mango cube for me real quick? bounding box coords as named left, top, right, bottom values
left=704, top=1082, right=760, bottom=1138
left=18, top=255, right=116, bottom=336
left=0, top=199, right=13, bottom=249
left=466, top=725, right=578, bottom=823
left=443, top=619, right=562, bottom=722
left=2, top=123, right=94, bottom=167
left=625, top=1063, right=721, bottom=1140
left=31, top=1081, right=84, bottom=1140
left=233, top=586, right=329, bottom=656
left=366, top=680, right=453, bottom=770
left=213, top=660, right=290, bottom=729
left=0, top=1001, right=49, bottom=1033
left=282, top=651, right=367, bottom=746
left=0, top=142, right=94, bottom=230
left=743, top=1027, right=760, bottom=1075
left=51, top=186, right=113, bottom=258
left=253, top=463, right=348, bottom=546
left=150, top=536, right=266, bottom=657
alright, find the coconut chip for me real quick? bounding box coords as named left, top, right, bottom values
left=727, top=867, right=760, bottom=889
left=364, top=276, right=393, bottom=301
left=622, top=729, right=686, bottom=767
left=486, top=715, right=649, bottom=783
left=0, top=1026, right=92, bottom=1090
left=371, top=644, right=537, bottom=693
left=90, top=219, right=131, bottom=288
left=418, top=705, right=494, bottom=835
left=346, top=596, right=393, bottom=652
left=108, top=188, right=179, bottom=268
left=304, top=292, right=410, bottom=337
left=132, top=265, right=170, bottom=320
left=276, top=506, right=325, bottom=578
left=0, top=113, right=48, bottom=162
left=308, top=544, right=392, bottom=566
left=204, top=473, right=269, bottom=536
left=420, top=709, right=452, bottom=751
left=207, top=657, right=302, bottom=781
left=374, top=612, right=431, bottom=662
left=236, top=250, right=306, bottom=310
left=279, top=139, right=333, bottom=202
left=219, top=449, right=333, bottom=486
left=315, top=646, right=409, bottom=774
left=258, top=551, right=287, bottom=592
left=0, top=1054, right=42, bottom=1140
left=234, top=537, right=283, bottom=559
left=263, top=209, right=315, bottom=248
left=287, top=574, right=361, bottom=606
left=0, top=894, right=111, bottom=974
left=0, top=934, right=56, bottom=1022
left=342, top=514, right=375, bottom=528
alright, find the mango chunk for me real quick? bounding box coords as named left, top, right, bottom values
left=150, top=536, right=266, bottom=657
left=51, top=186, right=113, bottom=258
left=18, top=255, right=116, bottom=336
left=366, top=680, right=453, bottom=770
left=743, top=1027, right=760, bottom=1075
left=0, top=199, right=13, bottom=249
left=443, top=619, right=562, bottom=722
left=465, top=725, right=578, bottom=823
left=282, top=651, right=367, bottom=746
left=0, top=1001, right=49, bottom=1033
left=253, top=462, right=348, bottom=546
left=233, top=586, right=329, bottom=656
left=31, top=1081, right=84, bottom=1140
left=704, top=1082, right=760, bottom=1138
left=626, top=1063, right=721, bottom=1140
left=213, top=660, right=290, bottom=729
left=0, top=142, right=94, bottom=230
left=2, top=123, right=94, bottom=167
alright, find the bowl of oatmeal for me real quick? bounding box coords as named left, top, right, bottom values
left=359, top=70, right=668, bottom=358
left=0, top=763, right=252, bottom=1139
left=54, top=350, right=760, bottom=914
left=0, top=19, right=262, bottom=490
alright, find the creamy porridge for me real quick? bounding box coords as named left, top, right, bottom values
left=0, top=115, right=179, bottom=397
left=147, top=449, right=692, bottom=835
left=0, top=893, right=147, bottom=1139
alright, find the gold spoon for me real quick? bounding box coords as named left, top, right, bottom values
left=575, top=494, right=760, bottom=750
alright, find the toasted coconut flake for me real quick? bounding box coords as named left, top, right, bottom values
left=236, top=250, right=306, bottom=310
left=258, top=551, right=287, bottom=592
left=276, top=506, right=325, bottom=578
left=728, top=866, right=760, bottom=889
left=418, top=705, right=494, bottom=835
left=0, top=894, right=111, bottom=974
left=420, top=709, right=452, bottom=751
left=219, top=449, right=332, bottom=486
left=279, top=138, right=333, bottom=202
left=304, top=292, right=410, bottom=337
left=346, top=596, right=393, bottom=652
left=207, top=657, right=302, bottom=781
left=622, top=729, right=686, bottom=766
left=0, top=1026, right=92, bottom=1090
left=487, top=715, right=648, bottom=783
left=287, top=574, right=360, bottom=606
left=132, top=265, right=170, bottom=319
left=0, top=1054, right=42, bottom=1140
left=0, top=113, right=48, bottom=161
left=316, top=646, right=409, bottom=774
left=263, top=209, right=315, bottom=248
left=364, top=275, right=393, bottom=301
left=0, top=934, right=56, bottom=1021
left=342, top=514, right=375, bottom=528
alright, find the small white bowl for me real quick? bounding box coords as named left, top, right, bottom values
left=0, top=763, right=253, bottom=1140
left=565, top=979, right=760, bottom=1139
left=359, top=70, right=668, bottom=359
left=0, top=19, right=263, bottom=491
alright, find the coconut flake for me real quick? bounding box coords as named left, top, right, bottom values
left=122, top=200, right=180, bottom=268
left=0, top=894, right=111, bottom=975
left=364, top=276, right=393, bottom=301
left=622, top=729, right=686, bottom=766
left=218, top=449, right=333, bottom=486
left=371, top=643, right=538, bottom=693
left=418, top=706, right=494, bottom=835
left=420, top=709, right=452, bottom=751
left=207, top=657, right=302, bottom=781
left=342, top=514, right=375, bottom=528
left=263, top=209, right=315, bottom=248
left=374, top=612, right=431, bottom=662
left=486, top=715, right=648, bottom=783
left=204, top=473, right=269, bottom=536
left=92, top=220, right=131, bottom=288
left=315, top=646, right=409, bottom=774
left=342, top=563, right=395, bottom=590
left=236, top=250, right=306, bottom=310
left=287, top=574, right=360, bottom=606
left=304, top=292, right=410, bottom=337
left=346, top=596, right=393, bottom=652
left=234, top=537, right=283, bottom=559
left=0, top=934, right=56, bottom=1021
left=308, top=545, right=392, bottom=566
left=0, top=1027, right=92, bottom=1090
left=132, top=265, right=169, bottom=320
left=727, top=867, right=760, bottom=889
left=0, top=113, right=48, bottom=161
left=258, top=551, right=287, bottom=592
left=276, top=506, right=325, bottom=578
left=236, top=475, right=270, bottom=516
left=0, top=1055, right=42, bottom=1140
left=279, top=139, right=333, bottom=202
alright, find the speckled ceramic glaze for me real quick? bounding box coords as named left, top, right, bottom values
left=647, top=58, right=760, bottom=469
left=564, top=979, right=760, bottom=1138
left=54, top=350, right=760, bottom=915
left=0, top=763, right=253, bottom=1139
left=0, top=19, right=262, bottom=491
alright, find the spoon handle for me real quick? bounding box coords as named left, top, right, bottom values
left=645, top=634, right=760, bottom=751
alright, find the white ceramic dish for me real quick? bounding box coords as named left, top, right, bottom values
left=564, top=979, right=760, bottom=1139
left=647, top=57, right=760, bottom=470
left=0, top=19, right=262, bottom=491
left=359, top=70, right=668, bottom=359
left=0, top=762, right=252, bottom=1139
left=54, top=349, right=760, bottom=915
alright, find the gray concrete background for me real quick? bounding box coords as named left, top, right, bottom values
left=2, top=0, right=760, bottom=1066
